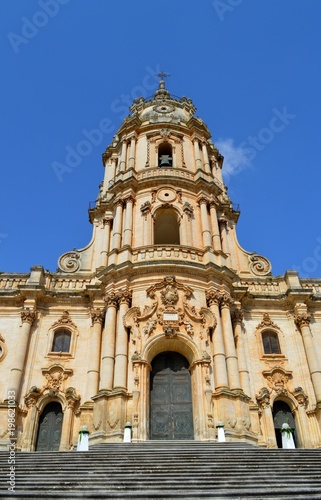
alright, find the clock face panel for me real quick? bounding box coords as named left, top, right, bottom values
left=153, top=104, right=175, bottom=114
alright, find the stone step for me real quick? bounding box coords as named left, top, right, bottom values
left=1, top=441, right=321, bottom=498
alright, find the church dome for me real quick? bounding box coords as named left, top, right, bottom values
left=130, top=80, right=197, bottom=125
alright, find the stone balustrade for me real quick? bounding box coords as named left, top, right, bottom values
left=132, top=245, right=204, bottom=263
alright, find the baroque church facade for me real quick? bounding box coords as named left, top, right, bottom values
left=1, top=80, right=321, bottom=451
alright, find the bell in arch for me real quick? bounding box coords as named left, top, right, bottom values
left=159, top=155, right=172, bottom=167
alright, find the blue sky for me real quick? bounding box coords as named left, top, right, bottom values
left=1, top=0, right=321, bottom=277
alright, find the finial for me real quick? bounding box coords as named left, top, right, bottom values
left=155, top=71, right=171, bottom=81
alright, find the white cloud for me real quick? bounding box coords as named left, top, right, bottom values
left=215, top=138, right=251, bottom=179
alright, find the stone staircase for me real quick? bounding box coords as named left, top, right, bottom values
left=1, top=441, right=321, bottom=498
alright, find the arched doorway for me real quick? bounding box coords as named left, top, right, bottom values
left=273, top=400, right=296, bottom=448
left=35, top=402, right=63, bottom=451
left=150, top=351, right=194, bottom=440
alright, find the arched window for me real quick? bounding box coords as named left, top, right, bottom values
left=52, top=329, right=71, bottom=353
left=262, top=331, right=281, bottom=354
left=158, top=142, right=173, bottom=167
left=154, top=209, right=180, bottom=245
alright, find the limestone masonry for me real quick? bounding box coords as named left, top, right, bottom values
left=1, top=81, right=321, bottom=450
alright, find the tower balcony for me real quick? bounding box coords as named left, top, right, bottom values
left=132, top=244, right=205, bottom=264
left=106, top=167, right=224, bottom=195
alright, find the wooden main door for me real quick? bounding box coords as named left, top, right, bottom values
left=35, top=402, right=63, bottom=451
left=150, top=352, right=194, bottom=440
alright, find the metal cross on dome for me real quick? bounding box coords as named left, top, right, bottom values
left=155, top=71, right=171, bottom=81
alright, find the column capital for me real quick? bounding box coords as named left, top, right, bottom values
left=206, top=290, right=221, bottom=306
left=114, top=198, right=124, bottom=208
left=21, top=308, right=36, bottom=325
left=294, top=313, right=311, bottom=329
left=91, top=307, right=105, bottom=325
left=220, top=293, right=234, bottom=309
left=118, top=289, right=132, bottom=306
left=231, top=309, right=243, bottom=325
left=124, top=195, right=135, bottom=205
left=102, top=217, right=113, bottom=227
left=104, top=291, right=119, bottom=308
left=197, top=196, right=209, bottom=206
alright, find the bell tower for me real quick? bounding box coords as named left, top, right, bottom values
left=55, top=79, right=271, bottom=444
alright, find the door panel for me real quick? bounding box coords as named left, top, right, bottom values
left=150, top=352, right=193, bottom=440
left=36, top=402, right=63, bottom=451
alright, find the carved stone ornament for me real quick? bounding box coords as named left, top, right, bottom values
left=206, top=289, right=222, bottom=307
left=140, top=200, right=151, bottom=217
left=256, top=313, right=280, bottom=331
left=256, top=387, right=271, bottom=409
left=58, top=250, right=81, bottom=273
left=294, top=313, right=311, bottom=329
left=164, top=326, right=177, bottom=338
left=42, top=364, right=73, bottom=394
left=147, top=276, right=193, bottom=301
left=21, top=308, right=36, bottom=325
left=65, top=387, right=80, bottom=411
left=293, top=387, right=308, bottom=408
left=263, top=366, right=292, bottom=395
left=51, top=311, right=77, bottom=330
left=24, top=386, right=41, bottom=408
left=249, top=254, right=272, bottom=276
left=183, top=201, right=194, bottom=220
left=91, top=308, right=105, bottom=325
left=161, top=285, right=179, bottom=306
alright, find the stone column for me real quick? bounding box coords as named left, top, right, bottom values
left=232, top=306, right=251, bottom=396
left=295, top=311, right=321, bottom=403
left=206, top=291, right=228, bottom=390
left=8, top=307, right=36, bottom=401
left=209, top=202, right=222, bottom=252
left=85, top=307, right=105, bottom=402
left=219, top=218, right=231, bottom=266
left=256, top=388, right=277, bottom=448
left=103, top=157, right=117, bottom=191
left=293, top=388, right=312, bottom=448
left=60, top=388, right=80, bottom=451
left=100, top=218, right=112, bottom=267
left=128, top=136, right=137, bottom=170
left=198, top=197, right=212, bottom=248
left=193, top=139, right=202, bottom=170
left=99, top=293, right=118, bottom=391
left=123, top=196, right=134, bottom=247
left=201, top=141, right=211, bottom=174
left=119, top=140, right=127, bottom=172
left=220, top=294, right=241, bottom=391
left=113, top=290, right=131, bottom=390
left=111, top=200, right=124, bottom=250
